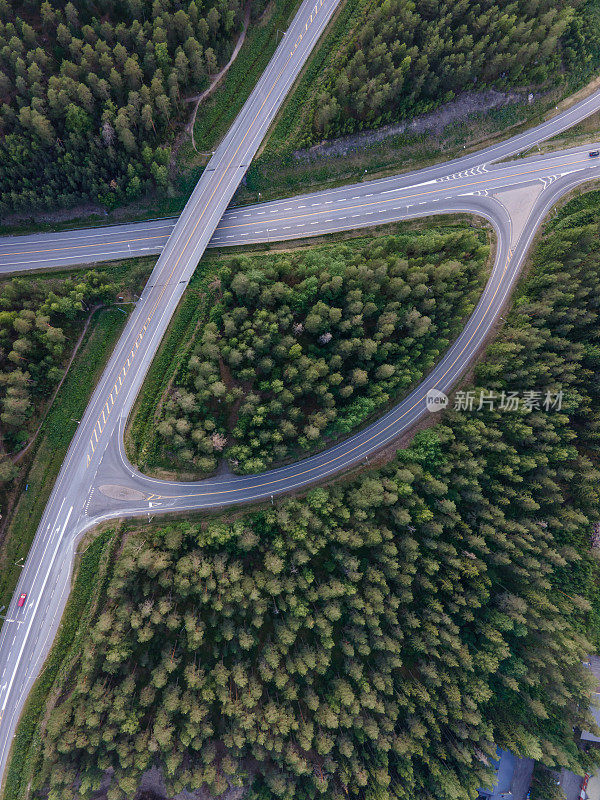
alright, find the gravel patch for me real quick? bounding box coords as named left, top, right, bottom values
left=293, top=89, right=539, bottom=162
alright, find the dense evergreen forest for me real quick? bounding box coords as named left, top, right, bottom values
left=0, top=271, right=115, bottom=482
left=0, top=0, right=247, bottom=214
left=2, top=0, right=600, bottom=214
left=278, top=0, right=600, bottom=148
left=30, top=193, right=600, bottom=799
left=151, top=228, right=488, bottom=475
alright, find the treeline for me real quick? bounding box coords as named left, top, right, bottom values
left=281, top=0, right=595, bottom=147
left=154, top=228, right=487, bottom=475
left=0, top=271, right=115, bottom=463
left=32, top=195, right=600, bottom=799
left=0, top=0, right=245, bottom=214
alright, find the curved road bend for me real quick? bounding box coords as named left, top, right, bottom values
left=89, top=167, right=597, bottom=520
left=0, top=0, right=344, bottom=781
left=2, top=88, right=600, bottom=271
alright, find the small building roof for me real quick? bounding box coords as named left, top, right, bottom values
left=581, top=693, right=600, bottom=743
left=478, top=748, right=534, bottom=800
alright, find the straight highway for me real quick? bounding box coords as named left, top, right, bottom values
left=0, top=0, right=344, bottom=781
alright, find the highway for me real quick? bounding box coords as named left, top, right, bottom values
left=0, top=0, right=344, bottom=781
left=1, top=26, right=600, bottom=795
left=2, top=87, right=600, bottom=272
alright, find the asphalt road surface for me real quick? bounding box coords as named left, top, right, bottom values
left=2, top=47, right=600, bottom=797
left=0, top=0, right=344, bottom=781
left=0, top=146, right=598, bottom=271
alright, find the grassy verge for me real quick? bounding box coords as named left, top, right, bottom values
left=1, top=527, right=118, bottom=800
left=125, top=268, right=210, bottom=472
left=238, top=100, right=550, bottom=204
left=0, top=307, right=128, bottom=612
left=191, top=0, right=302, bottom=153
left=0, top=255, right=155, bottom=288
left=0, top=211, right=115, bottom=238
left=516, top=107, right=600, bottom=159
left=258, top=0, right=366, bottom=157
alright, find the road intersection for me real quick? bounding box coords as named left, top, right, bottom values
left=2, top=12, right=600, bottom=788
left=3, top=88, right=600, bottom=272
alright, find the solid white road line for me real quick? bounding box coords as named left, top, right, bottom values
left=0, top=505, right=72, bottom=722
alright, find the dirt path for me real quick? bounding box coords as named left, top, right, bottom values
left=184, top=0, right=252, bottom=151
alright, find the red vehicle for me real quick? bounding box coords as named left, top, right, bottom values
left=17, top=593, right=27, bottom=608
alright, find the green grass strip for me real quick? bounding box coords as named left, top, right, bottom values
left=126, top=274, right=209, bottom=470
left=192, top=0, right=302, bottom=153
left=260, top=0, right=364, bottom=156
